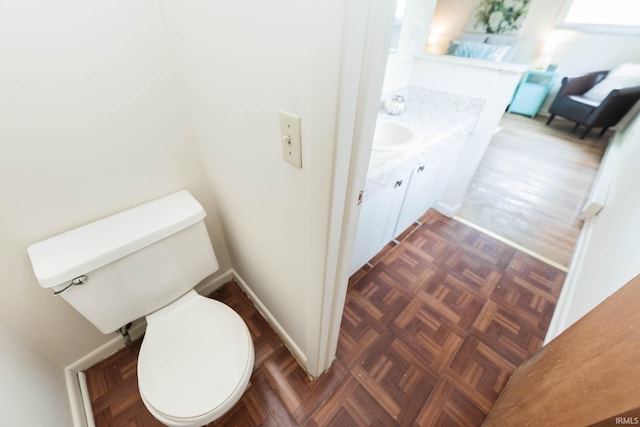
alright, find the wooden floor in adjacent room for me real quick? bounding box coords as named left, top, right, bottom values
left=456, top=113, right=609, bottom=268
left=85, top=210, right=566, bottom=426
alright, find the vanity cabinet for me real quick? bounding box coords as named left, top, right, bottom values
left=349, top=171, right=410, bottom=275
left=350, top=152, right=446, bottom=274
left=394, top=151, right=445, bottom=236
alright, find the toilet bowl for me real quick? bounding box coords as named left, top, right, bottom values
left=138, top=290, right=254, bottom=426
left=26, top=191, right=254, bottom=425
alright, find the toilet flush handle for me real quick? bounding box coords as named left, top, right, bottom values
left=53, top=275, right=89, bottom=296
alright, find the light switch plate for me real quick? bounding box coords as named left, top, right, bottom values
left=279, top=110, right=302, bottom=168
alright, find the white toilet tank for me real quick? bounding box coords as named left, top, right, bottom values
left=27, top=191, right=219, bottom=334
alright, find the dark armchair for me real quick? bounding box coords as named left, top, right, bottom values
left=546, top=70, right=640, bottom=139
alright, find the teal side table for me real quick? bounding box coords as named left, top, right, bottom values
left=508, top=70, right=557, bottom=118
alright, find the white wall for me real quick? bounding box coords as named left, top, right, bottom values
left=519, top=0, right=640, bottom=74
left=0, top=0, right=231, bottom=368
left=158, top=1, right=346, bottom=374
left=546, top=112, right=640, bottom=341
left=428, top=0, right=475, bottom=53
left=0, top=327, right=72, bottom=426
left=428, top=0, right=640, bottom=74
left=382, top=0, right=438, bottom=93
left=396, top=0, right=438, bottom=56
left=410, top=55, right=526, bottom=215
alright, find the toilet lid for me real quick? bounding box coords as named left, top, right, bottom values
left=138, top=291, right=253, bottom=420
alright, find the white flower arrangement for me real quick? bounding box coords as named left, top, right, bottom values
left=474, top=0, right=531, bottom=34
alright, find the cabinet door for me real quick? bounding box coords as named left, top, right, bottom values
left=349, top=173, right=410, bottom=275
left=395, top=152, right=445, bottom=236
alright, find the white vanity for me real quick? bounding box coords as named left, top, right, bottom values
left=349, top=87, right=483, bottom=274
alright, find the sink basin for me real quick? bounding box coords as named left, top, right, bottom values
left=372, top=121, right=415, bottom=150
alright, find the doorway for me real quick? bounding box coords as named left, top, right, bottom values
left=455, top=113, right=610, bottom=269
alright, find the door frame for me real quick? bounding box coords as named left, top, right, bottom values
left=311, top=0, right=397, bottom=375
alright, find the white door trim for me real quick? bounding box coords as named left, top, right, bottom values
left=313, top=0, right=397, bottom=375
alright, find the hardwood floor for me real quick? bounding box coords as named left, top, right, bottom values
left=85, top=211, right=566, bottom=426
left=457, top=113, right=609, bottom=267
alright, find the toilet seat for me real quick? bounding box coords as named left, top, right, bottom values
left=138, top=290, right=254, bottom=426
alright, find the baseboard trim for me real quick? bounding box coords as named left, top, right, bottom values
left=77, top=372, right=95, bottom=427
left=454, top=215, right=569, bottom=273
left=65, top=365, right=87, bottom=427
left=543, top=221, right=592, bottom=345
left=196, top=268, right=235, bottom=296
left=433, top=201, right=461, bottom=218
left=65, top=336, right=124, bottom=427
left=65, top=268, right=306, bottom=427
left=230, top=269, right=308, bottom=365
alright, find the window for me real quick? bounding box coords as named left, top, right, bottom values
left=557, top=0, right=640, bottom=34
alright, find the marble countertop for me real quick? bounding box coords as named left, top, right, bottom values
left=364, top=86, right=484, bottom=200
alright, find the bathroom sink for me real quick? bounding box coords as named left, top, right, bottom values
left=372, top=121, right=415, bottom=150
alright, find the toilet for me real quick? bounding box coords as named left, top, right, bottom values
left=27, top=190, right=254, bottom=426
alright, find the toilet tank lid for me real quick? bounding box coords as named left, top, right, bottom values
left=27, top=190, right=206, bottom=289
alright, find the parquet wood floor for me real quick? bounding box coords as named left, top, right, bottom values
left=85, top=211, right=565, bottom=426
left=457, top=113, right=608, bottom=267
